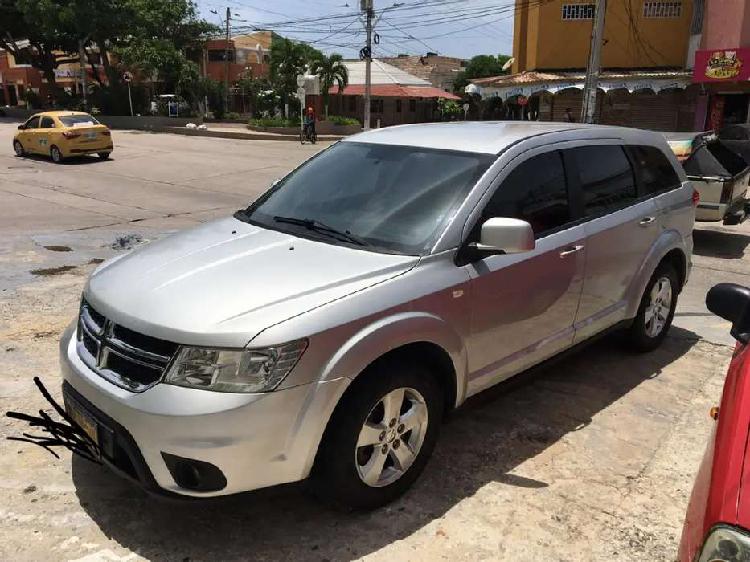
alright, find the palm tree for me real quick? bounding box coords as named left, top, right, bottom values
left=270, top=38, right=307, bottom=117
left=310, top=53, right=348, bottom=119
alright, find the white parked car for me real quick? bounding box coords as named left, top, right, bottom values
left=60, top=122, right=695, bottom=508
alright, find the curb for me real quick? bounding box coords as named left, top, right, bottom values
left=152, top=126, right=345, bottom=142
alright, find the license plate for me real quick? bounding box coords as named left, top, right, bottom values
left=65, top=397, right=99, bottom=447
left=85, top=132, right=97, bottom=139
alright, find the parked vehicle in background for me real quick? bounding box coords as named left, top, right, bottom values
left=666, top=132, right=750, bottom=225
left=679, top=283, right=750, bottom=562
left=13, top=111, right=113, bottom=163
left=60, top=122, right=694, bottom=508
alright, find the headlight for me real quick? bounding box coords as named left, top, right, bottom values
left=164, top=339, right=307, bottom=393
left=698, top=526, right=750, bottom=562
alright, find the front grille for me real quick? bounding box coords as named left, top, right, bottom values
left=77, top=300, right=179, bottom=392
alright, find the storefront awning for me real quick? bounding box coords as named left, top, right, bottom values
left=468, top=70, right=692, bottom=101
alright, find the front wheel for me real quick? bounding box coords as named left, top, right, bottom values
left=13, top=140, right=24, bottom=156
left=626, top=263, right=678, bottom=352
left=299, top=131, right=306, bottom=145
left=310, top=358, right=443, bottom=509
left=50, top=145, right=64, bottom=163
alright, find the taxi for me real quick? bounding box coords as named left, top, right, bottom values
left=13, top=111, right=113, bottom=163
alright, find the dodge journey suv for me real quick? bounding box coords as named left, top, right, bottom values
left=60, top=122, right=695, bottom=508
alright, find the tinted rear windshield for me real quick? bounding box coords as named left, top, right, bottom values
left=242, top=142, right=495, bottom=255
left=59, top=115, right=100, bottom=127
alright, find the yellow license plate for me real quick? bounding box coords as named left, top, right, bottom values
left=66, top=398, right=99, bottom=446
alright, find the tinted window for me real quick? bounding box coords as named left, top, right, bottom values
left=24, top=116, right=40, bottom=129
left=629, top=145, right=680, bottom=194
left=572, top=146, right=636, bottom=216
left=245, top=142, right=494, bottom=255
left=40, top=116, right=55, bottom=129
left=483, top=151, right=571, bottom=237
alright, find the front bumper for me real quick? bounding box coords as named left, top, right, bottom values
left=59, top=325, right=349, bottom=497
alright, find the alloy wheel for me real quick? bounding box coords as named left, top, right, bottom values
left=51, top=146, right=61, bottom=163
left=13, top=141, right=24, bottom=156
left=355, top=387, right=428, bottom=488
left=644, top=276, right=672, bottom=338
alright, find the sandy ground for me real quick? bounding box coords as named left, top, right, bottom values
left=0, top=121, right=748, bottom=561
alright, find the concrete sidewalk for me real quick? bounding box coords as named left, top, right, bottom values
left=157, top=125, right=346, bottom=142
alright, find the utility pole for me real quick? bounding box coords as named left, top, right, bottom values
left=224, top=6, right=231, bottom=115
left=362, top=0, right=374, bottom=130
left=581, top=0, right=606, bottom=123
left=78, top=38, right=88, bottom=111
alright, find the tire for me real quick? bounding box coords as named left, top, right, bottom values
left=299, top=131, right=305, bottom=145
left=13, top=140, right=24, bottom=156
left=626, top=263, right=679, bottom=352
left=310, top=357, right=444, bottom=509
left=50, top=145, right=63, bottom=163
left=97, top=152, right=110, bottom=160
left=311, top=132, right=317, bottom=145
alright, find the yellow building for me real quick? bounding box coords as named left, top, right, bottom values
left=513, top=0, right=693, bottom=73
left=468, top=1, right=701, bottom=131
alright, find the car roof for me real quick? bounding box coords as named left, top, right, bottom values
left=31, top=111, right=92, bottom=118
left=344, top=121, right=668, bottom=155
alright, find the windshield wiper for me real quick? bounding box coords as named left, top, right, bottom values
left=273, top=216, right=370, bottom=247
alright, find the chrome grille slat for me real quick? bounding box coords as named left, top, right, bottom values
left=77, top=300, right=179, bottom=392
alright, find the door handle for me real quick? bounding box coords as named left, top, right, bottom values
left=559, top=245, right=584, bottom=258
left=639, top=216, right=657, bottom=226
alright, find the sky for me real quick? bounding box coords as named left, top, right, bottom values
left=195, top=0, right=515, bottom=60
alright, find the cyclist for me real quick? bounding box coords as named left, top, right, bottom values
left=303, top=106, right=316, bottom=141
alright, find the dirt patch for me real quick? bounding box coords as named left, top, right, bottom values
left=42, top=245, right=72, bottom=253
left=29, top=265, right=76, bottom=276
left=110, top=234, right=144, bottom=250
left=88, top=258, right=105, bottom=265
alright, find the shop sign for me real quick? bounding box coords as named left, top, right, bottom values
left=693, top=48, right=750, bottom=82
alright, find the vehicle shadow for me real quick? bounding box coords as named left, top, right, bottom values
left=13, top=153, right=108, bottom=166
left=72, top=328, right=699, bottom=561
left=693, top=227, right=750, bottom=259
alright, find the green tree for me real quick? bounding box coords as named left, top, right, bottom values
left=309, top=53, right=348, bottom=119
left=270, top=37, right=322, bottom=116
left=0, top=0, right=82, bottom=96
left=237, top=71, right=276, bottom=117
left=453, top=54, right=512, bottom=94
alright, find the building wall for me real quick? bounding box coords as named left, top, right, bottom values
left=329, top=95, right=437, bottom=128
left=700, top=0, right=750, bottom=49
left=513, top=0, right=693, bottom=73
left=380, top=55, right=465, bottom=92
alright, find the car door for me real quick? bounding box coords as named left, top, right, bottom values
left=38, top=115, right=56, bottom=155
left=464, top=149, right=587, bottom=395
left=566, top=144, right=661, bottom=343
left=18, top=116, right=40, bottom=153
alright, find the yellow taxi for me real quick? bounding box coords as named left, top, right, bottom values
left=13, top=111, right=113, bottom=163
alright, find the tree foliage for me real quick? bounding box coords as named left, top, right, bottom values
left=309, top=53, right=348, bottom=119
left=0, top=0, right=216, bottom=99
left=453, top=54, right=512, bottom=94
left=269, top=37, right=322, bottom=114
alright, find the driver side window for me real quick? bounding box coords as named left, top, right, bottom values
left=482, top=151, right=572, bottom=238
left=24, top=116, right=40, bottom=129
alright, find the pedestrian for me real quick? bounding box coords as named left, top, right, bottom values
left=564, top=107, right=575, bottom=123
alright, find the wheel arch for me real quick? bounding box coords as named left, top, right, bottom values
left=625, top=230, right=689, bottom=319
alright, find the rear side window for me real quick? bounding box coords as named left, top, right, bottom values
left=484, top=151, right=571, bottom=237
left=40, top=116, right=55, bottom=129
left=628, top=145, right=681, bottom=195
left=571, top=145, right=637, bottom=216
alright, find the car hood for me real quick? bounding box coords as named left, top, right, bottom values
left=85, top=217, right=418, bottom=347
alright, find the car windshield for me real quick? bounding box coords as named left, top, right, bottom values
left=240, top=142, right=494, bottom=255
left=59, top=115, right=99, bottom=127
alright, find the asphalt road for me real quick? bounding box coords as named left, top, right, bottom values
left=0, top=122, right=748, bottom=561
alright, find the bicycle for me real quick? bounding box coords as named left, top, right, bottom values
left=300, top=125, right=317, bottom=145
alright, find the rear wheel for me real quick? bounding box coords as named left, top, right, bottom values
left=50, top=145, right=63, bottom=163
left=626, top=263, right=678, bottom=352
left=310, top=358, right=443, bottom=509
left=97, top=152, right=110, bottom=160
left=13, top=140, right=24, bottom=156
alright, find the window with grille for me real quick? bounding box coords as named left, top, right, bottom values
left=643, top=1, right=682, bottom=18
left=561, top=4, right=595, bottom=20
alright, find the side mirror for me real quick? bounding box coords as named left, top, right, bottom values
left=17, top=124, right=25, bottom=130
left=472, top=217, right=535, bottom=255
left=706, top=283, right=750, bottom=344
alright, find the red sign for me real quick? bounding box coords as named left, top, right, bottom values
left=693, top=48, right=750, bottom=83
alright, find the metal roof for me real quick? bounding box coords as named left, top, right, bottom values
left=342, top=59, right=432, bottom=86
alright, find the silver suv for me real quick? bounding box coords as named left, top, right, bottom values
left=60, top=122, right=695, bottom=508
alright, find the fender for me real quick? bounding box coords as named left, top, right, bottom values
left=319, top=311, right=469, bottom=406
left=624, top=228, right=688, bottom=319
